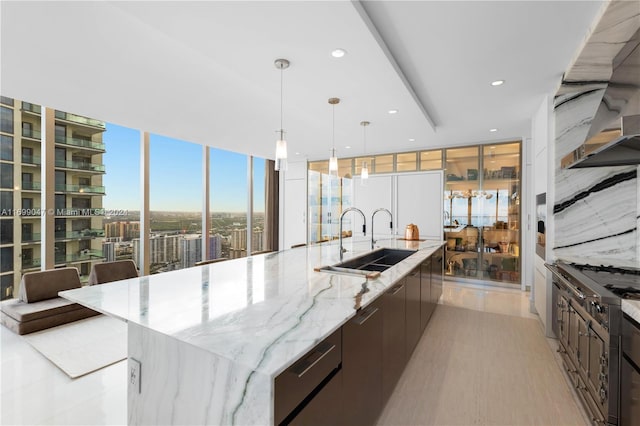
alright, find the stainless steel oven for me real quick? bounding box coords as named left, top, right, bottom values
left=548, top=263, right=621, bottom=425
left=621, top=313, right=640, bottom=425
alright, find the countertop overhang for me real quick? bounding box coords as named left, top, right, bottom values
left=60, top=236, right=444, bottom=378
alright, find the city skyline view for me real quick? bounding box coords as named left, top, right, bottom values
left=103, top=123, right=265, bottom=213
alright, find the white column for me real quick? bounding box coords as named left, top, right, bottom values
left=40, top=107, right=55, bottom=269
left=202, top=146, right=210, bottom=260
left=247, top=155, right=253, bottom=255
left=139, top=132, right=150, bottom=275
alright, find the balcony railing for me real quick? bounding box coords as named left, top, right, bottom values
left=21, top=181, right=41, bottom=191
left=55, top=250, right=104, bottom=264
left=21, top=102, right=41, bottom=114
left=55, top=208, right=104, bottom=217
left=22, top=128, right=41, bottom=140
left=22, top=233, right=41, bottom=243
left=55, top=229, right=105, bottom=240
left=55, top=135, right=105, bottom=151
left=55, top=184, right=105, bottom=194
left=55, top=159, right=105, bottom=173
left=54, top=111, right=106, bottom=130
left=22, top=154, right=41, bottom=166
left=21, top=258, right=41, bottom=269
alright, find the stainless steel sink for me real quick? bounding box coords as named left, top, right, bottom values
left=316, top=248, right=417, bottom=277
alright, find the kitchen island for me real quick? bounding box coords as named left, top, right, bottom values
left=60, top=237, right=444, bottom=425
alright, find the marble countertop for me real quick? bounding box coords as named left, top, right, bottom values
left=622, top=299, right=640, bottom=324
left=60, top=236, right=443, bottom=378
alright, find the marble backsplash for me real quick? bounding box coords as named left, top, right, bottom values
left=552, top=0, right=639, bottom=269
left=553, top=91, right=638, bottom=267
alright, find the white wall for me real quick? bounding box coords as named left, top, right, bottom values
left=531, top=94, right=555, bottom=337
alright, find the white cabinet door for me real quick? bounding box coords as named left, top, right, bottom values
left=283, top=179, right=306, bottom=249
left=397, top=172, right=443, bottom=240
left=352, top=175, right=394, bottom=238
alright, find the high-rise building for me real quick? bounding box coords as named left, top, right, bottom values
left=230, top=228, right=246, bottom=259
left=252, top=228, right=264, bottom=253
left=0, top=97, right=106, bottom=300
left=133, top=234, right=182, bottom=269
left=181, top=235, right=202, bottom=269
left=103, top=241, right=116, bottom=262
left=209, top=233, right=223, bottom=259
left=105, top=221, right=139, bottom=241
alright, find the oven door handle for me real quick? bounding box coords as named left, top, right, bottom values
left=549, top=266, right=586, bottom=300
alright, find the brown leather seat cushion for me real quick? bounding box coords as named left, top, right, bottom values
left=88, top=260, right=138, bottom=285
left=19, top=267, right=81, bottom=303
left=1, top=297, right=81, bottom=322
left=1, top=303, right=100, bottom=335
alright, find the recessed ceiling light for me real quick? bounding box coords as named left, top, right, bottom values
left=491, top=80, right=504, bottom=86
left=331, top=48, right=347, bottom=58
left=409, top=138, right=415, bottom=142
left=345, top=145, right=351, bottom=149
left=295, top=152, right=300, bottom=155
left=388, top=109, right=398, bottom=114
left=489, top=128, right=498, bottom=132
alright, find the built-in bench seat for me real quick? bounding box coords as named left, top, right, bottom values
left=0, top=267, right=100, bottom=335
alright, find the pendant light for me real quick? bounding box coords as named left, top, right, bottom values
left=274, top=58, right=290, bottom=171
left=360, top=121, right=370, bottom=183
left=328, top=97, right=340, bottom=175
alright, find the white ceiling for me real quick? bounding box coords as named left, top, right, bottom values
left=0, top=1, right=604, bottom=161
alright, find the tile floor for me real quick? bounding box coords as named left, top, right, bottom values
left=1, top=280, right=586, bottom=425
left=1, top=326, right=127, bottom=425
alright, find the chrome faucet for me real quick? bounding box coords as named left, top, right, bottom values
left=339, top=207, right=366, bottom=261
left=371, top=208, right=393, bottom=249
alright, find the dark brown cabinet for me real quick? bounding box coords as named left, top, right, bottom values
left=420, top=261, right=432, bottom=331
left=278, top=248, right=444, bottom=426
left=342, top=298, right=383, bottom=426
left=405, top=266, right=421, bottom=356
left=274, top=329, right=342, bottom=425
left=290, top=370, right=343, bottom=426
left=382, top=280, right=406, bottom=404
left=431, top=246, right=443, bottom=305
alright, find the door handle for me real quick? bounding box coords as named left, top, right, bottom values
left=389, top=284, right=404, bottom=295
left=293, top=344, right=337, bottom=378
left=355, top=307, right=379, bottom=325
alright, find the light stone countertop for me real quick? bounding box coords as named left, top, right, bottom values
left=622, top=299, right=640, bottom=324
left=60, top=236, right=444, bottom=378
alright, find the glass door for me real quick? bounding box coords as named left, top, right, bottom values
left=443, top=142, right=521, bottom=285
left=307, top=170, right=323, bottom=243
left=480, top=142, right=521, bottom=284
left=444, top=146, right=481, bottom=279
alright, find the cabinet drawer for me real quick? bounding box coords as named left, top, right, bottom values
left=275, top=328, right=342, bottom=425
left=290, top=370, right=342, bottom=426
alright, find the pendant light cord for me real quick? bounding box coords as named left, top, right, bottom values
left=363, top=124, right=366, bottom=154
left=332, top=104, right=335, bottom=151
left=280, top=67, right=283, bottom=133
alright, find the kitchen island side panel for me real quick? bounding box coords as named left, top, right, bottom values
left=128, top=322, right=272, bottom=426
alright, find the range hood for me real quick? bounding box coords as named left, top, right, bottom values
left=562, top=115, right=640, bottom=168
left=562, top=29, right=640, bottom=169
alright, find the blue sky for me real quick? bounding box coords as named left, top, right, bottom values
left=103, top=123, right=265, bottom=212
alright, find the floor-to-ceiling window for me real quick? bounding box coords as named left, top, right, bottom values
left=102, top=124, right=140, bottom=264
left=149, top=134, right=202, bottom=273
left=210, top=148, right=247, bottom=259
left=252, top=157, right=266, bottom=254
